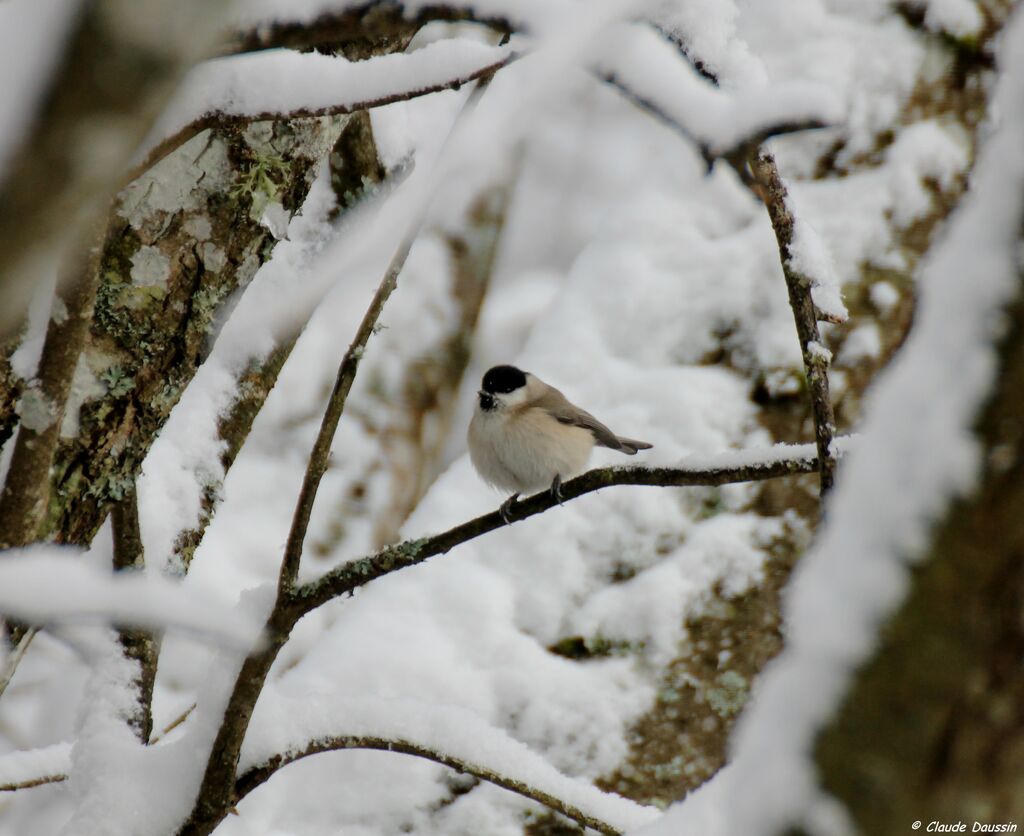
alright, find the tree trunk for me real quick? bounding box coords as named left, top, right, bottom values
left=815, top=292, right=1024, bottom=830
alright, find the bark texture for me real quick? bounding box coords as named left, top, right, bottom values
left=815, top=290, right=1024, bottom=832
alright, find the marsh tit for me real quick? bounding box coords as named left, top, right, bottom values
left=468, top=365, right=652, bottom=522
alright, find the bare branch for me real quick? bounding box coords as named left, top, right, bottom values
left=0, top=773, right=66, bottom=793
left=150, top=703, right=196, bottom=745
left=636, top=27, right=840, bottom=497
left=277, top=232, right=410, bottom=594
left=746, top=151, right=839, bottom=495
left=0, top=237, right=104, bottom=548
left=291, top=446, right=829, bottom=614
left=111, top=485, right=157, bottom=743
left=0, top=627, right=38, bottom=702
left=235, top=735, right=629, bottom=836
left=125, top=52, right=517, bottom=188
left=181, top=71, right=501, bottom=836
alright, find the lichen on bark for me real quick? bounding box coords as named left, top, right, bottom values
left=44, top=116, right=351, bottom=546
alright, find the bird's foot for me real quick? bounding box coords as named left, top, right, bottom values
left=550, top=474, right=564, bottom=505
left=500, top=493, right=520, bottom=525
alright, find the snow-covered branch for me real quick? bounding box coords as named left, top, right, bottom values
left=237, top=736, right=635, bottom=835
left=234, top=694, right=657, bottom=833
left=0, top=742, right=70, bottom=793
left=621, top=24, right=844, bottom=497
left=746, top=151, right=842, bottom=495
left=597, top=24, right=839, bottom=166
left=131, top=41, right=516, bottom=184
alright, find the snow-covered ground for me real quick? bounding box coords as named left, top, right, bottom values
left=0, top=0, right=1005, bottom=833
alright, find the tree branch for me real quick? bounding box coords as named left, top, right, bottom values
left=0, top=237, right=104, bottom=548
left=111, top=485, right=157, bottom=743
left=0, top=627, right=38, bottom=702
left=125, top=52, right=517, bottom=189
left=746, top=151, right=839, bottom=495
left=180, top=70, right=501, bottom=836
left=632, top=28, right=840, bottom=497
left=291, top=445, right=830, bottom=614
left=235, top=735, right=628, bottom=836
left=599, top=72, right=829, bottom=171
left=0, top=773, right=66, bottom=793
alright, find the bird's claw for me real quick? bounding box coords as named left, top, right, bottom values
left=500, top=493, right=520, bottom=525
left=550, top=474, right=563, bottom=506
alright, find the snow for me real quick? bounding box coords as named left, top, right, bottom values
left=836, top=322, right=882, bottom=366
left=0, top=548, right=262, bottom=648
left=0, top=743, right=70, bottom=789
left=869, top=280, right=900, bottom=314
left=788, top=204, right=849, bottom=324
left=240, top=694, right=659, bottom=833
left=637, top=5, right=1024, bottom=834
left=598, top=23, right=842, bottom=156
left=922, top=0, right=984, bottom=38
left=142, top=39, right=513, bottom=162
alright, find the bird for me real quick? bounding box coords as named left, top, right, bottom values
left=468, top=364, right=653, bottom=522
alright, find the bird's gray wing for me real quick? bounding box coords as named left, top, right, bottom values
left=531, top=385, right=625, bottom=451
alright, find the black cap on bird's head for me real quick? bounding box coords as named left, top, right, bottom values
left=481, top=365, right=527, bottom=395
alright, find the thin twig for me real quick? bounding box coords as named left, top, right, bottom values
left=599, top=72, right=829, bottom=171
left=150, top=703, right=196, bottom=745
left=235, top=735, right=630, bottom=836
left=0, top=627, right=38, bottom=701
left=277, top=71, right=497, bottom=595
left=746, top=151, right=839, bottom=495
left=124, top=52, right=517, bottom=188
left=180, top=71, right=502, bottom=836
left=635, top=27, right=840, bottom=497
left=0, top=773, right=66, bottom=792
left=111, top=485, right=157, bottom=743
left=290, top=446, right=831, bottom=614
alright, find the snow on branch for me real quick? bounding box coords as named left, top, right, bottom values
left=291, top=440, right=853, bottom=614
left=237, top=697, right=658, bottom=835
left=132, top=39, right=515, bottom=182
left=0, top=548, right=262, bottom=648
left=597, top=24, right=840, bottom=164
left=0, top=742, right=70, bottom=793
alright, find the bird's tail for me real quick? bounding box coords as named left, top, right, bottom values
left=616, top=436, right=653, bottom=455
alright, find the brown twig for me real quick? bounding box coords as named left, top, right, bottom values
left=0, top=627, right=38, bottom=702
left=636, top=27, right=840, bottom=497
left=235, top=735, right=631, bottom=836
left=0, top=235, right=104, bottom=548
left=124, top=52, right=517, bottom=188
left=180, top=70, right=501, bottom=836
left=0, top=773, right=66, bottom=793
left=111, top=485, right=157, bottom=743
left=291, top=447, right=829, bottom=613
left=746, top=151, right=839, bottom=495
